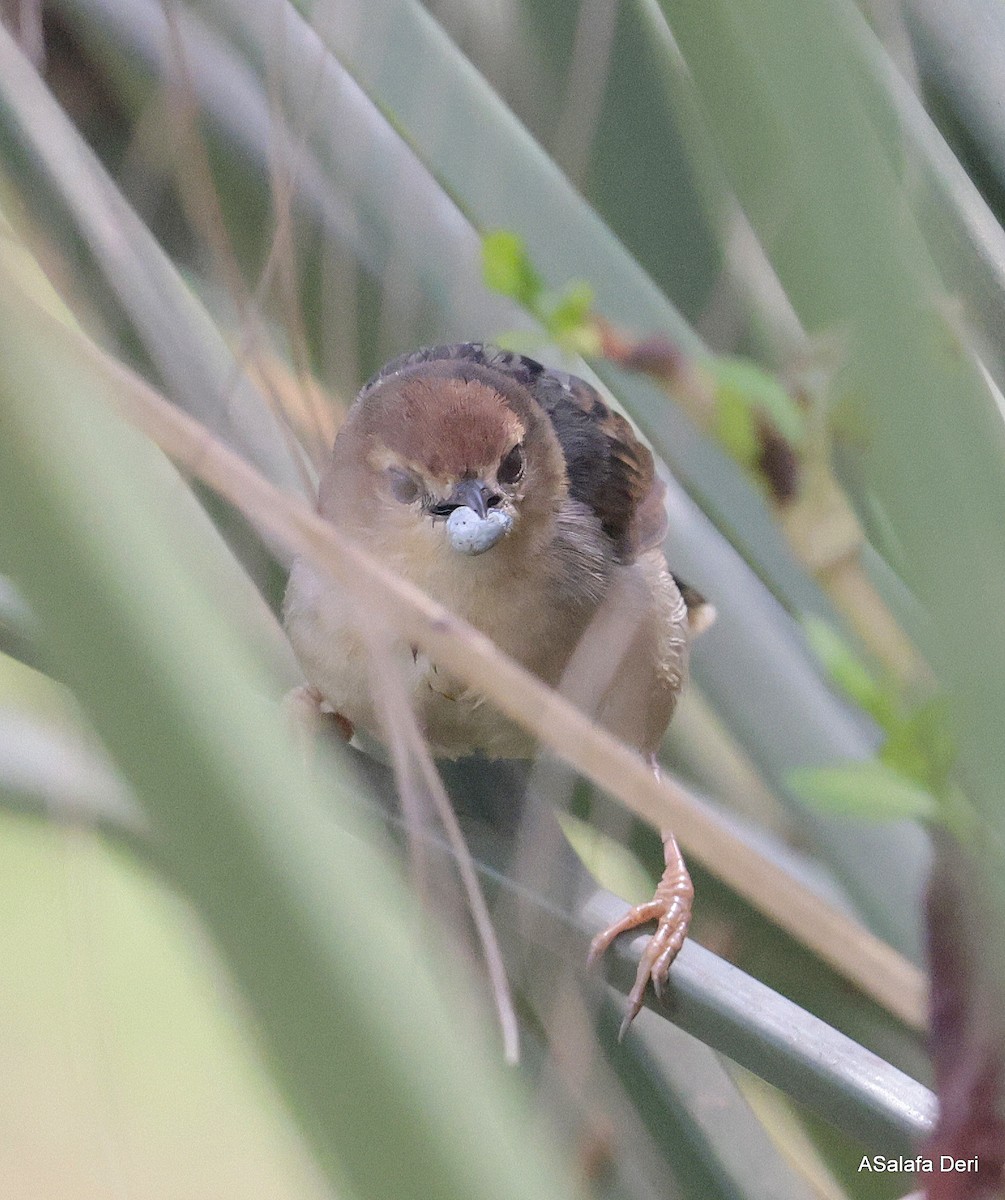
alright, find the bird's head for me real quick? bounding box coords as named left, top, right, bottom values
left=323, top=355, right=575, bottom=561
left=319, top=356, right=567, bottom=561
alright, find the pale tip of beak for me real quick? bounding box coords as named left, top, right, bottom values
left=445, top=506, right=512, bottom=555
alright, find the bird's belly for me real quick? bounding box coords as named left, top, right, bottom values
left=406, top=653, right=536, bottom=758
left=283, top=557, right=551, bottom=758
left=294, top=625, right=535, bottom=758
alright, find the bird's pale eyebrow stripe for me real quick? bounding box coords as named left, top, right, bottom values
left=366, top=446, right=425, bottom=474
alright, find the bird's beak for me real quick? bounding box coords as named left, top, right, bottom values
left=438, top=478, right=513, bottom=555
left=446, top=478, right=493, bottom=519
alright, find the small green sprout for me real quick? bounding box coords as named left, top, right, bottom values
left=709, top=358, right=806, bottom=449
left=791, top=616, right=969, bottom=834
left=481, top=230, right=600, bottom=356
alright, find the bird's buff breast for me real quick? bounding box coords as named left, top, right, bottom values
left=282, top=553, right=578, bottom=758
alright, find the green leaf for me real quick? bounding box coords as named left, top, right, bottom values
left=545, top=281, right=594, bottom=336
left=801, top=616, right=899, bottom=729
left=481, top=229, right=544, bottom=308
left=876, top=729, right=930, bottom=792
left=714, top=382, right=761, bottom=467
left=788, top=762, right=939, bottom=824
left=557, top=322, right=603, bottom=358
left=711, top=358, right=806, bottom=447
left=880, top=697, right=955, bottom=794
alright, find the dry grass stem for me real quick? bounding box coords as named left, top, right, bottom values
left=359, top=623, right=521, bottom=1063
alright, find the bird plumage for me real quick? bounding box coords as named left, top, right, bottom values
left=283, top=342, right=705, bottom=1030
left=284, top=343, right=693, bottom=759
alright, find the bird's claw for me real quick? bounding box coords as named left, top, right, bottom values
left=587, top=832, right=693, bottom=1038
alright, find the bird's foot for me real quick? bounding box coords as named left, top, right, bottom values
left=587, top=830, right=693, bottom=1038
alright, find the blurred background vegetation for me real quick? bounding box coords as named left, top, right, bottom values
left=1, top=0, right=1004, bottom=1197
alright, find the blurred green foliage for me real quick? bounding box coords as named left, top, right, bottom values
left=6, top=0, right=1005, bottom=1194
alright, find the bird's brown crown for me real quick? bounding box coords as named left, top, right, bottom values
left=359, top=374, right=526, bottom=483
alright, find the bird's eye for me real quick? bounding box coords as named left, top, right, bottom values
left=388, top=468, right=422, bottom=504
left=498, top=443, right=525, bottom=485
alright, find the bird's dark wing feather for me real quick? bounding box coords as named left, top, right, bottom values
left=527, top=366, right=668, bottom=562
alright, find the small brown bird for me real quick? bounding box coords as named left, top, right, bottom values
left=283, top=343, right=707, bottom=1028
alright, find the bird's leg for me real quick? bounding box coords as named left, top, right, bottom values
left=587, top=764, right=693, bottom=1036
left=283, top=684, right=355, bottom=763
